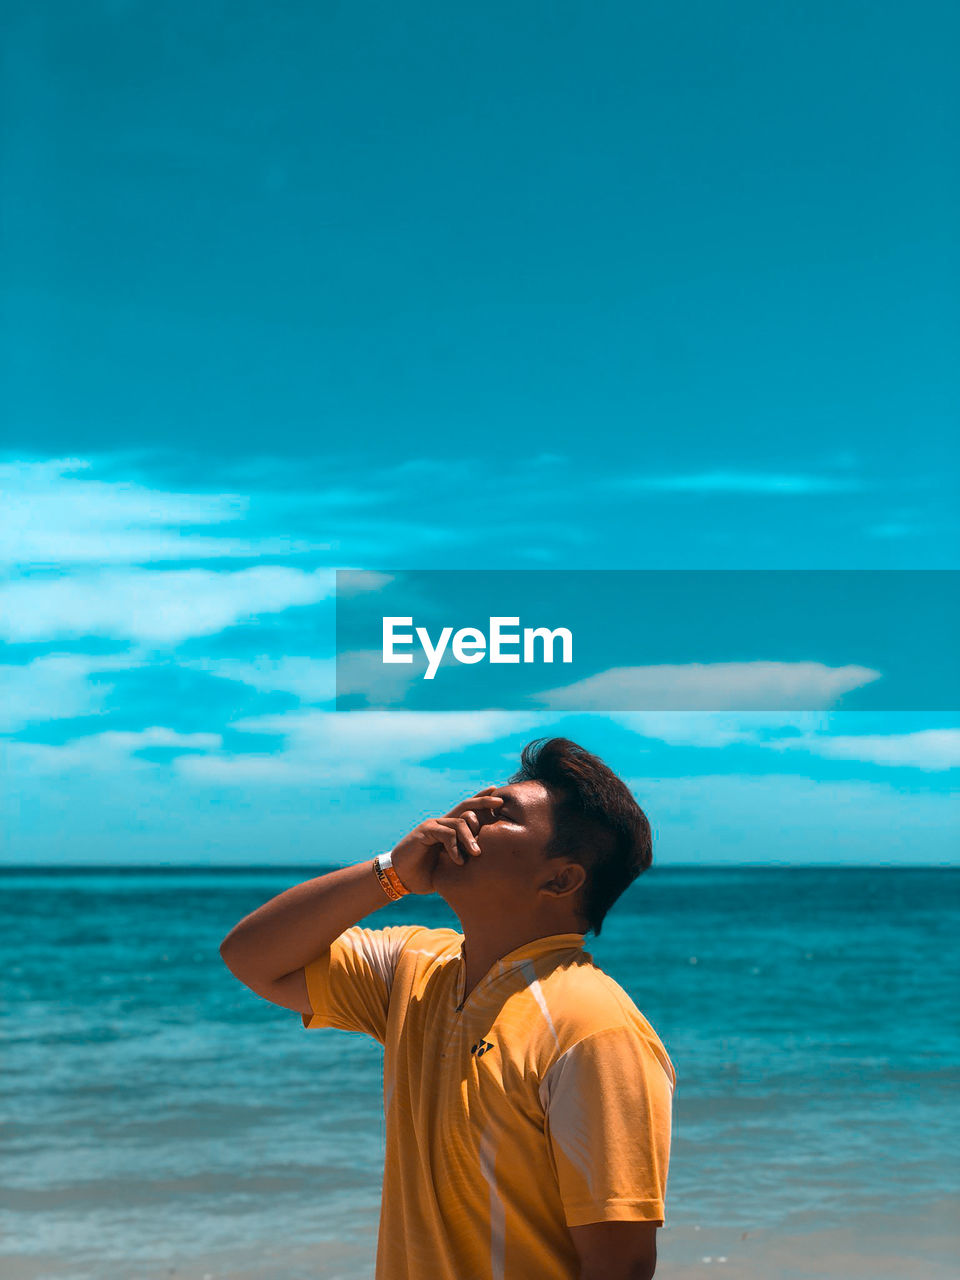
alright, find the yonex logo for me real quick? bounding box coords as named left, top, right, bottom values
left=471, top=1039, right=495, bottom=1057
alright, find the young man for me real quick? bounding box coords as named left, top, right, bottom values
left=220, top=737, right=676, bottom=1280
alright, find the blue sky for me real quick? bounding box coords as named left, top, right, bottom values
left=1, top=3, right=957, bottom=864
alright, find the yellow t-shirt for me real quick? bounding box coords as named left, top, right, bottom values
left=301, top=924, right=676, bottom=1280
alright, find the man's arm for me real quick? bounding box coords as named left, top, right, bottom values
left=569, top=1220, right=659, bottom=1280
left=542, top=1024, right=673, bottom=1280
left=219, top=860, right=394, bottom=1016
left=218, top=789, right=503, bottom=1015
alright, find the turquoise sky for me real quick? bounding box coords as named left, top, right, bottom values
left=2, top=2, right=957, bottom=864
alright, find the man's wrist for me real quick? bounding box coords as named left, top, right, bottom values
left=373, top=850, right=411, bottom=901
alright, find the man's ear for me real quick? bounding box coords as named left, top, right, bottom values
left=542, top=860, right=587, bottom=899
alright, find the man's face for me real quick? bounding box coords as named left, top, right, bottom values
left=432, top=779, right=561, bottom=908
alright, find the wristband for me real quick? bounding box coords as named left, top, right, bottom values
left=373, top=850, right=411, bottom=901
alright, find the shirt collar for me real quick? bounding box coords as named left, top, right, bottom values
left=459, top=932, right=586, bottom=967
left=454, top=932, right=586, bottom=1008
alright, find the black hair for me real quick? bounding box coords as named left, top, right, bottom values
left=509, top=737, right=652, bottom=936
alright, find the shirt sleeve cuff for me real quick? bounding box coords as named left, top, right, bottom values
left=300, top=948, right=335, bottom=1029
left=563, top=1197, right=666, bottom=1227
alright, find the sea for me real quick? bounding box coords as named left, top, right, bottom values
left=2, top=867, right=958, bottom=1279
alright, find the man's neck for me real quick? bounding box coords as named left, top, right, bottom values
left=457, top=913, right=584, bottom=1002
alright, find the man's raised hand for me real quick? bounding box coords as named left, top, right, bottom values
left=389, top=788, right=504, bottom=895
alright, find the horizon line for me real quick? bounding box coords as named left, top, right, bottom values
left=0, top=862, right=955, bottom=873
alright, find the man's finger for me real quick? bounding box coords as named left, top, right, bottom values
left=454, top=817, right=481, bottom=855
left=459, top=810, right=481, bottom=836
left=435, top=816, right=480, bottom=857
left=447, top=793, right=503, bottom=818
left=421, top=819, right=463, bottom=865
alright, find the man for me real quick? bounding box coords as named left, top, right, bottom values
left=220, top=737, right=676, bottom=1280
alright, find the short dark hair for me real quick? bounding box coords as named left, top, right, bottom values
left=509, top=737, right=652, bottom=937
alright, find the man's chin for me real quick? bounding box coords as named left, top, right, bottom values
left=431, top=854, right=473, bottom=899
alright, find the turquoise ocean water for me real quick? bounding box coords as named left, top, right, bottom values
left=2, top=867, right=958, bottom=1277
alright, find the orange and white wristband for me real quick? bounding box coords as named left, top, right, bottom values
left=373, top=850, right=410, bottom=901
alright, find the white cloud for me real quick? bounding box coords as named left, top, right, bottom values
left=0, top=652, right=142, bottom=732
left=767, top=728, right=960, bottom=771
left=536, top=662, right=881, bottom=712
left=175, top=709, right=542, bottom=786
left=625, top=771, right=959, bottom=864
left=613, top=470, right=867, bottom=495
left=6, top=726, right=222, bottom=775
left=335, top=570, right=395, bottom=596
left=122, top=726, right=222, bottom=750
left=0, top=566, right=335, bottom=645
left=335, top=648, right=426, bottom=705
left=864, top=522, right=932, bottom=539
left=608, top=710, right=831, bottom=748
left=178, top=655, right=337, bottom=703
left=609, top=712, right=959, bottom=770
left=0, top=456, right=329, bottom=566
left=177, top=643, right=426, bottom=709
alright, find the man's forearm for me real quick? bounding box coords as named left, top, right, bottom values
left=219, top=859, right=390, bottom=985
left=220, top=788, right=498, bottom=992
left=580, top=1265, right=655, bottom=1280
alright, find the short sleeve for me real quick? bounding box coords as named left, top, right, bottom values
left=540, top=1025, right=675, bottom=1227
left=300, top=924, right=427, bottom=1044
